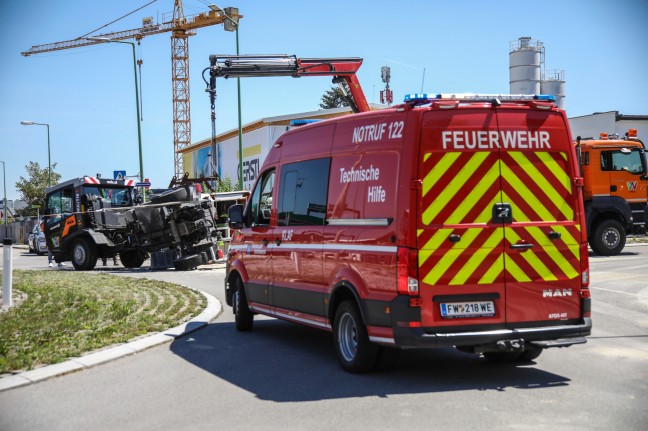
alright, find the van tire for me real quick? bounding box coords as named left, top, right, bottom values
left=233, top=278, right=253, bottom=331
left=517, top=346, right=543, bottom=362
left=333, top=300, right=378, bottom=373
left=590, top=219, right=626, bottom=256
left=374, top=346, right=400, bottom=371
left=483, top=351, right=522, bottom=363
left=71, top=237, right=97, bottom=271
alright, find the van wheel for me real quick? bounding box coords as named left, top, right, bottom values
left=333, top=300, right=378, bottom=373
left=483, top=351, right=522, bottom=363
left=374, top=346, right=400, bottom=371
left=232, top=278, right=253, bottom=331
left=517, top=346, right=543, bottom=362
left=71, top=237, right=97, bottom=271
left=120, top=250, right=146, bottom=268
left=590, top=219, right=626, bottom=256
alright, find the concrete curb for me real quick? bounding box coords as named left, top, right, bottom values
left=0, top=289, right=222, bottom=392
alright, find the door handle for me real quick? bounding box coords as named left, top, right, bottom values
left=548, top=231, right=561, bottom=240
left=510, top=243, right=534, bottom=251
left=449, top=234, right=461, bottom=243
left=275, top=238, right=282, bottom=246
left=262, top=239, right=269, bottom=246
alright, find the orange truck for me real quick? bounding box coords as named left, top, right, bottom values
left=576, top=129, right=648, bottom=255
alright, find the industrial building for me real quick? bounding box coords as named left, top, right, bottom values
left=180, top=104, right=383, bottom=190
left=568, top=111, right=648, bottom=141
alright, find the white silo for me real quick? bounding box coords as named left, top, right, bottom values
left=541, top=69, right=566, bottom=110
left=509, top=37, right=543, bottom=94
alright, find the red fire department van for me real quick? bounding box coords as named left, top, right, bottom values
left=225, top=93, right=592, bottom=372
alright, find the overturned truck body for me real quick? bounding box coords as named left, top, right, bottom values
left=43, top=176, right=219, bottom=270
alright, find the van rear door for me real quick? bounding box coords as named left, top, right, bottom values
left=417, top=108, right=506, bottom=329
left=417, top=104, right=582, bottom=329
left=495, top=108, right=582, bottom=325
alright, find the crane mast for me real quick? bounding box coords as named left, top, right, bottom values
left=21, top=1, right=242, bottom=179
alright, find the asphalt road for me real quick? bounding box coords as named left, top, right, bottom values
left=1, top=244, right=647, bottom=431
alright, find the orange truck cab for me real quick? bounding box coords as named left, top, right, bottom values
left=226, top=93, right=592, bottom=373
left=576, top=130, right=648, bottom=255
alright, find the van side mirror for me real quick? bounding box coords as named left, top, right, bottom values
left=228, top=204, right=245, bottom=229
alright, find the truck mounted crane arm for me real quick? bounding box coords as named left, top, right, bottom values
left=205, top=54, right=370, bottom=113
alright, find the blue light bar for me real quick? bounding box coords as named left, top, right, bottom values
left=403, top=93, right=556, bottom=103
left=533, top=94, right=556, bottom=102
left=403, top=93, right=432, bottom=103
left=289, top=119, right=320, bottom=126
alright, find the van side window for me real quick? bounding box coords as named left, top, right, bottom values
left=249, top=169, right=275, bottom=226
left=278, top=158, right=330, bottom=226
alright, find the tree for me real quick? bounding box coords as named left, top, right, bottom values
left=14, top=161, right=62, bottom=217
left=319, top=83, right=351, bottom=109
left=216, top=175, right=234, bottom=193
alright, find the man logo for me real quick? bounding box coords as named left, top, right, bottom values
left=543, top=289, right=573, bottom=298
left=627, top=181, right=638, bottom=192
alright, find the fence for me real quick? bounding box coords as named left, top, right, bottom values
left=0, top=219, right=39, bottom=245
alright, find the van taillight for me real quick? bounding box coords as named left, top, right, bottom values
left=580, top=243, right=590, bottom=288
left=397, top=247, right=419, bottom=295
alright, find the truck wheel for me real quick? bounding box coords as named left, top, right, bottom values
left=173, top=254, right=201, bottom=271
left=71, top=237, right=97, bottom=271
left=590, top=219, right=626, bottom=256
left=149, top=187, right=189, bottom=204
left=120, top=250, right=146, bottom=268
left=232, top=278, right=253, bottom=331
left=333, top=300, right=378, bottom=373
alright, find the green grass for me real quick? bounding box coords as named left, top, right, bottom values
left=628, top=235, right=648, bottom=244
left=0, top=270, right=206, bottom=374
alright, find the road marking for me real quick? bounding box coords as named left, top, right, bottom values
left=590, top=286, right=637, bottom=296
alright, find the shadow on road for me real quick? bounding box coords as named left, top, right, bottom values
left=170, top=319, right=570, bottom=402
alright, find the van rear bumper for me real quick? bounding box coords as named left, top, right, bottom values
left=392, top=318, right=592, bottom=348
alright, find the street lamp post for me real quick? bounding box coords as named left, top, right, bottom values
left=20, top=121, right=51, bottom=187
left=1, top=160, right=7, bottom=238
left=86, top=37, right=144, bottom=196
left=208, top=4, right=243, bottom=190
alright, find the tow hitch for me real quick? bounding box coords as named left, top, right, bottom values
left=474, top=339, right=526, bottom=354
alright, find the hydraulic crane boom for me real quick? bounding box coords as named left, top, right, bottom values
left=206, top=54, right=370, bottom=113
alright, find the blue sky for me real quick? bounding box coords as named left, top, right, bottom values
left=1, top=0, right=647, bottom=201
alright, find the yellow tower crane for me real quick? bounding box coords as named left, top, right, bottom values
left=21, top=1, right=242, bottom=179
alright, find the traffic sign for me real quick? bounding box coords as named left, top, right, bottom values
left=114, top=170, right=126, bottom=180
left=135, top=182, right=151, bottom=188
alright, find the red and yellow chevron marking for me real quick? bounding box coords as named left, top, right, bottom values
left=421, top=151, right=500, bottom=225
left=418, top=227, right=505, bottom=286
left=418, top=150, right=580, bottom=286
